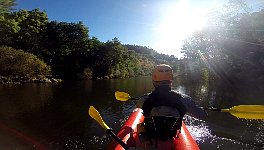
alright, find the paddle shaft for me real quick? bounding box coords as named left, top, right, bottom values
left=131, top=96, right=144, bottom=101
left=201, top=107, right=222, bottom=111
left=89, top=106, right=129, bottom=149
left=106, top=129, right=129, bottom=150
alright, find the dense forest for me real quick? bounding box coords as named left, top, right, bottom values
left=0, top=0, right=264, bottom=88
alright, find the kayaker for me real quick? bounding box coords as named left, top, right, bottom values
left=135, top=64, right=207, bottom=148
left=138, top=64, right=207, bottom=119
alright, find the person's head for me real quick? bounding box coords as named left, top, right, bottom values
left=152, top=64, right=173, bottom=88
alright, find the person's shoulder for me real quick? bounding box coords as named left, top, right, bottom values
left=170, top=90, right=183, bottom=98
left=171, top=90, right=190, bottom=98
left=171, top=90, right=181, bottom=94
left=176, top=92, right=195, bottom=105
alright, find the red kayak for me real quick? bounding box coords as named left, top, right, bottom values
left=107, top=108, right=199, bottom=150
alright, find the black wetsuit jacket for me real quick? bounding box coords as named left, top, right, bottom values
left=141, top=85, right=187, bottom=120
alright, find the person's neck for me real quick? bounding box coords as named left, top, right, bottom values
left=155, top=85, right=171, bottom=91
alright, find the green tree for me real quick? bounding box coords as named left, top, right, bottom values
left=0, top=0, right=18, bottom=46
left=42, top=21, right=90, bottom=79
left=0, top=9, right=48, bottom=54
left=88, top=37, right=106, bottom=78
left=0, top=0, right=16, bottom=15
left=12, top=9, right=48, bottom=53
left=0, top=14, right=19, bottom=46
left=89, top=38, right=126, bottom=78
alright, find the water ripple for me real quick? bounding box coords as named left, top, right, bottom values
left=184, top=115, right=263, bottom=150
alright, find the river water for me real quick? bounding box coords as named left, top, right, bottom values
left=0, top=77, right=263, bottom=150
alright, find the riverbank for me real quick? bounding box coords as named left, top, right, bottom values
left=0, top=75, right=63, bottom=84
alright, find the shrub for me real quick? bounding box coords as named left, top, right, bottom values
left=78, top=67, right=93, bottom=79
left=0, top=46, right=51, bottom=77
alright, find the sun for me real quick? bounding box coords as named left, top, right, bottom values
left=153, top=1, right=208, bottom=57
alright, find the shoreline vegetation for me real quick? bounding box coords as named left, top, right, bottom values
left=1, top=1, right=264, bottom=87
left=0, top=75, right=62, bottom=84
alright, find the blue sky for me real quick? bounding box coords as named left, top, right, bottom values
left=15, top=0, right=261, bottom=57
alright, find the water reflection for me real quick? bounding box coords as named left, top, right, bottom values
left=0, top=77, right=263, bottom=150
left=0, top=84, right=54, bottom=119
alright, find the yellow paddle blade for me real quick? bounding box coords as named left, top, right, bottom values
left=221, top=105, right=264, bottom=120
left=88, top=106, right=110, bottom=130
left=115, top=91, right=131, bottom=101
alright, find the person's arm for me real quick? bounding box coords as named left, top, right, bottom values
left=136, top=95, right=148, bottom=108
left=180, top=94, right=207, bottom=120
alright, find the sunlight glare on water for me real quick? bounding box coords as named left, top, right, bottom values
left=88, top=135, right=109, bottom=149
left=184, top=115, right=263, bottom=150
left=184, top=115, right=212, bottom=143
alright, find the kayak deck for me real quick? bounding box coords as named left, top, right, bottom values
left=107, top=108, right=199, bottom=150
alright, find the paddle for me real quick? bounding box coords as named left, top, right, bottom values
left=88, top=106, right=129, bottom=150
left=115, top=91, right=264, bottom=120
left=115, top=91, right=142, bottom=101
left=201, top=105, right=264, bottom=120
